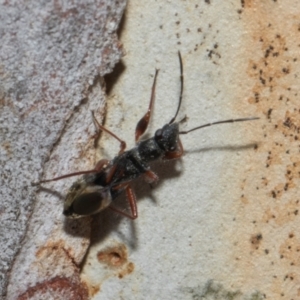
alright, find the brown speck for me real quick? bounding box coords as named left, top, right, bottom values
left=89, top=285, right=100, bottom=297
left=2, top=141, right=12, bottom=156
left=97, top=244, right=128, bottom=268
left=282, top=67, right=290, bottom=74
left=259, top=76, right=266, bottom=85
left=250, top=233, right=263, bottom=249
left=118, top=262, right=134, bottom=279
left=283, top=117, right=292, bottom=128
left=267, top=108, right=273, bottom=119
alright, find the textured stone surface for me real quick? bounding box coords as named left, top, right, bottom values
left=0, top=1, right=126, bottom=299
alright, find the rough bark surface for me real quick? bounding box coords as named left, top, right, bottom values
left=0, top=1, right=126, bottom=299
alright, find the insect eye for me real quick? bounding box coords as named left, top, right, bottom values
left=155, top=129, right=163, bottom=139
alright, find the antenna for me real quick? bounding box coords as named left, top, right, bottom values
left=179, top=117, right=259, bottom=134
left=169, top=51, right=184, bottom=124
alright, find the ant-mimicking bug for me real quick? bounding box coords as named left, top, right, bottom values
left=36, top=52, right=258, bottom=219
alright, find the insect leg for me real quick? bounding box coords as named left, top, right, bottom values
left=104, top=163, right=118, bottom=185
left=163, top=138, right=184, bottom=160
left=36, top=159, right=110, bottom=184
left=135, top=69, right=159, bottom=142
left=92, top=111, right=126, bottom=154
left=109, top=185, right=138, bottom=220
left=143, top=170, right=159, bottom=184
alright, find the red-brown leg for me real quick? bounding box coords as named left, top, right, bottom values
left=109, top=185, right=138, bottom=220
left=143, top=170, right=159, bottom=184
left=36, top=159, right=110, bottom=184
left=163, top=138, right=184, bottom=160
left=135, top=69, right=159, bottom=142
left=104, top=163, right=119, bottom=185
left=92, top=111, right=126, bottom=154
